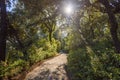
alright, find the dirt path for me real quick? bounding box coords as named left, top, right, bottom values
left=25, top=54, right=68, bottom=80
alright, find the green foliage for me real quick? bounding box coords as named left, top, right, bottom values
left=29, top=48, right=57, bottom=64
left=0, top=38, right=59, bottom=79
left=1, top=0, right=120, bottom=79
left=35, top=38, right=61, bottom=52
left=63, top=34, right=72, bottom=52
left=67, top=42, right=120, bottom=80
left=0, top=59, right=29, bottom=78
left=6, top=48, right=24, bottom=63
left=68, top=48, right=92, bottom=80
left=25, top=39, right=59, bottom=64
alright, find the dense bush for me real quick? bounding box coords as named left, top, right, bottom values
left=0, top=39, right=59, bottom=79
left=67, top=43, right=120, bottom=80
left=0, top=59, right=29, bottom=78
left=28, top=47, right=57, bottom=64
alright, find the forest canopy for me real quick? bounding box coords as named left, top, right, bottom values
left=0, top=0, right=120, bottom=80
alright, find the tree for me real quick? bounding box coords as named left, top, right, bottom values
left=0, top=0, right=8, bottom=61
left=99, top=0, right=120, bottom=53
left=41, top=9, right=57, bottom=43
left=76, top=0, right=120, bottom=53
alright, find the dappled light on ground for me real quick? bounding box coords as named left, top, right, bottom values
left=25, top=54, right=68, bottom=80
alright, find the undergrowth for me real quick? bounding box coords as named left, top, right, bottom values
left=0, top=39, right=59, bottom=79
left=67, top=41, right=120, bottom=80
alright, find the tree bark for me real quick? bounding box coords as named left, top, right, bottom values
left=49, top=30, right=52, bottom=44
left=0, top=0, right=7, bottom=61
left=99, top=0, right=120, bottom=53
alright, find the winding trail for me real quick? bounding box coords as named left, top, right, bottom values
left=25, top=54, right=68, bottom=80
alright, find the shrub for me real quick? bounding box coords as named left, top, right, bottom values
left=28, top=48, right=57, bottom=64
left=1, top=38, right=58, bottom=79
left=67, top=45, right=120, bottom=80
left=0, top=59, right=29, bottom=78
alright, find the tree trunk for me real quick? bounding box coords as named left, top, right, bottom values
left=0, top=0, right=7, bottom=61
left=49, top=30, right=52, bottom=44
left=99, top=0, right=120, bottom=53
left=90, top=26, right=95, bottom=39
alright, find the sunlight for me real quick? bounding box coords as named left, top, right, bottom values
left=64, top=4, right=73, bottom=15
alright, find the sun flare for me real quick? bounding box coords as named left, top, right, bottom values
left=64, top=4, right=73, bottom=15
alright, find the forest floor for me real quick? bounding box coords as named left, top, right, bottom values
left=24, top=54, right=69, bottom=80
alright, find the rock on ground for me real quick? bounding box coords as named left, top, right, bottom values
left=25, top=54, right=68, bottom=80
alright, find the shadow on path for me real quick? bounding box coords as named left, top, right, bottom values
left=25, top=54, right=69, bottom=80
